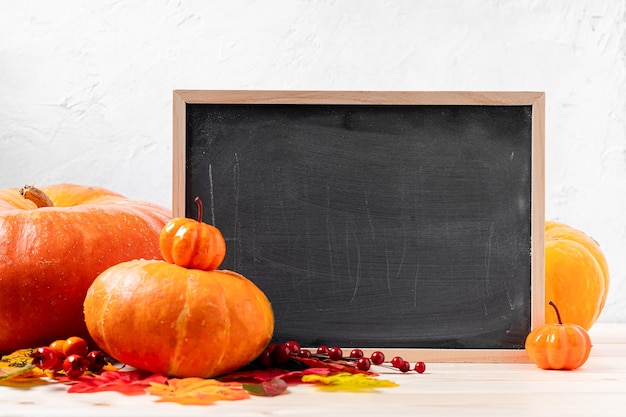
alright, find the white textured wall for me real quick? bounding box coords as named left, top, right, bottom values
left=1, top=0, right=625, bottom=321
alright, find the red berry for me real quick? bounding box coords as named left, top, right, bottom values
left=414, top=361, right=426, bottom=373
left=349, top=349, right=364, bottom=358
left=391, top=356, right=405, bottom=368
left=316, top=345, right=329, bottom=355
left=271, top=343, right=292, bottom=364
left=86, top=351, right=108, bottom=373
left=63, top=336, right=89, bottom=357
left=254, top=345, right=275, bottom=368
left=370, top=351, right=385, bottom=365
left=30, top=347, right=59, bottom=370
left=398, top=360, right=411, bottom=372
left=328, top=347, right=343, bottom=361
left=63, top=354, right=88, bottom=379
left=298, top=349, right=312, bottom=358
left=284, top=341, right=301, bottom=355
left=356, top=357, right=372, bottom=371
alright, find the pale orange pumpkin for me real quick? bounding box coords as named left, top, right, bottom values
left=0, top=184, right=171, bottom=354
left=525, top=301, right=592, bottom=370
left=159, top=197, right=226, bottom=271
left=545, top=221, right=609, bottom=330
left=83, top=259, right=274, bottom=378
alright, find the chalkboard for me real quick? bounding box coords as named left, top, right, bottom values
left=173, top=91, right=545, bottom=362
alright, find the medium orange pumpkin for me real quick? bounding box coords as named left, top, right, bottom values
left=525, top=301, right=592, bottom=370
left=159, top=197, right=226, bottom=271
left=545, top=221, right=608, bottom=330
left=0, top=184, right=171, bottom=354
left=83, top=259, right=274, bottom=378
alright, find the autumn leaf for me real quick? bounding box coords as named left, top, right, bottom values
left=67, top=370, right=168, bottom=395
left=146, top=377, right=250, bottom=405
left=0, top=363, right=37, bottom=382
left=1, top=347, right=121, bottom=387
left=0, top=348, right=50, bottom=386
left=220, top=367, right=287, bottom=382
left=243, top=378, right=288, bottom=396
left=302, top=372, right=398, bottom=392
left=293, top=356, right=377, bottom=375
left=221, top=366, right=332, bottom=384
left=0, top=367, right=50, bottom=387
left=0, top=348, right=35, bottom=377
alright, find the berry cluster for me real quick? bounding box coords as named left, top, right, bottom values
left=29, top=336, right=109, bottom=379
left=255, top=341, right=426, bottom=374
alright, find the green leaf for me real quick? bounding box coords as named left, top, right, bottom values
left=0, top=363, right=36, bottom=382
left=243, top=378, right=288, bottom=397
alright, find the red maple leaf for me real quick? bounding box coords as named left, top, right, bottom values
left=66, top=370, right=168, bottom=395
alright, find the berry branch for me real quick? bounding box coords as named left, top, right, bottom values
left=254, top=341, right=426, bottom=374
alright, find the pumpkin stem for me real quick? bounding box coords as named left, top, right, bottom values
left=195, top=196, right=203, bottom=222
left=19, top=185, right=54, bottom=208
left=549, top=300, right=563, bottom=325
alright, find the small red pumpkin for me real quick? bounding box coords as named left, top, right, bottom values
left=525, top=301, right=592, bottom=370
left=159, top=197, right=226, bottom=271
left=83, top=259, right=274, bottom=378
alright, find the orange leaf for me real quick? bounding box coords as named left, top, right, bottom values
left=147, top=377, right=250, bottom=405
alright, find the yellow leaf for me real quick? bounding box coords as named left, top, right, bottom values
left=301, top=372, right=399, bottom=392
left=146, top=377, right=250, bottom=405
left=0, top=348, right=56, bottom=387
left=0, top=371, right=51, bottom=388
left=0, top=348, right=35, bottom=372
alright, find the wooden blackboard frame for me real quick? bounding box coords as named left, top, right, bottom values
left=172, top=90, right=545, bottom=362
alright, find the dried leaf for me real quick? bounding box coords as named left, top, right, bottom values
left=67, top=370, right=168, bottom=395
left=302, top=372, right=398, bottom=392
left=293, top=356, right=377, bottom=375
left=146, top=378, right=249, bottom=405
left=0, top=348, right=34, bottom=376
left=0, top=348, right=45, bottom=385
left=0, top=368, right=51, bottom=387
left=243, top=378, right=288, bottom=396
left=221, top=366, right=332, bottom=383
left=0, top=363, right=37, bottom=382
left=220, top=367, right=287, bottom=382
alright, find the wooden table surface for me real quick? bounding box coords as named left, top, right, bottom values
left=1, top=323, right=625, bottom=417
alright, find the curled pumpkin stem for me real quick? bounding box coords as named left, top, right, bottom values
left=549, top=300, right=563, bottom=325
left=20, top=185, right=54, bottom=208
left=195, top=196, right=203, bottom=222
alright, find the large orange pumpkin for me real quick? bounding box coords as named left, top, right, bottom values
left=545, top=221, right=609, bottom=330
left=0, top=184, right=171, bottom=354
left=83, top=259, right=274, bottom=378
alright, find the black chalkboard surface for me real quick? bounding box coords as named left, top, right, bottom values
left=173, top=91, right=545, bottom=362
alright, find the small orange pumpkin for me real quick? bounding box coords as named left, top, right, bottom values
left=83, top=259, right=274, bottom=378
left=525, top=301, right=592, bottom=370
left=0, top=184, right=170, bottom=354
left=159, top=197, right=226, bottom=271
left=545, top=221, right=608, bottom=330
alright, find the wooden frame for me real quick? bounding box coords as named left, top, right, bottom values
left=172, top=90, right=545, bottom=362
